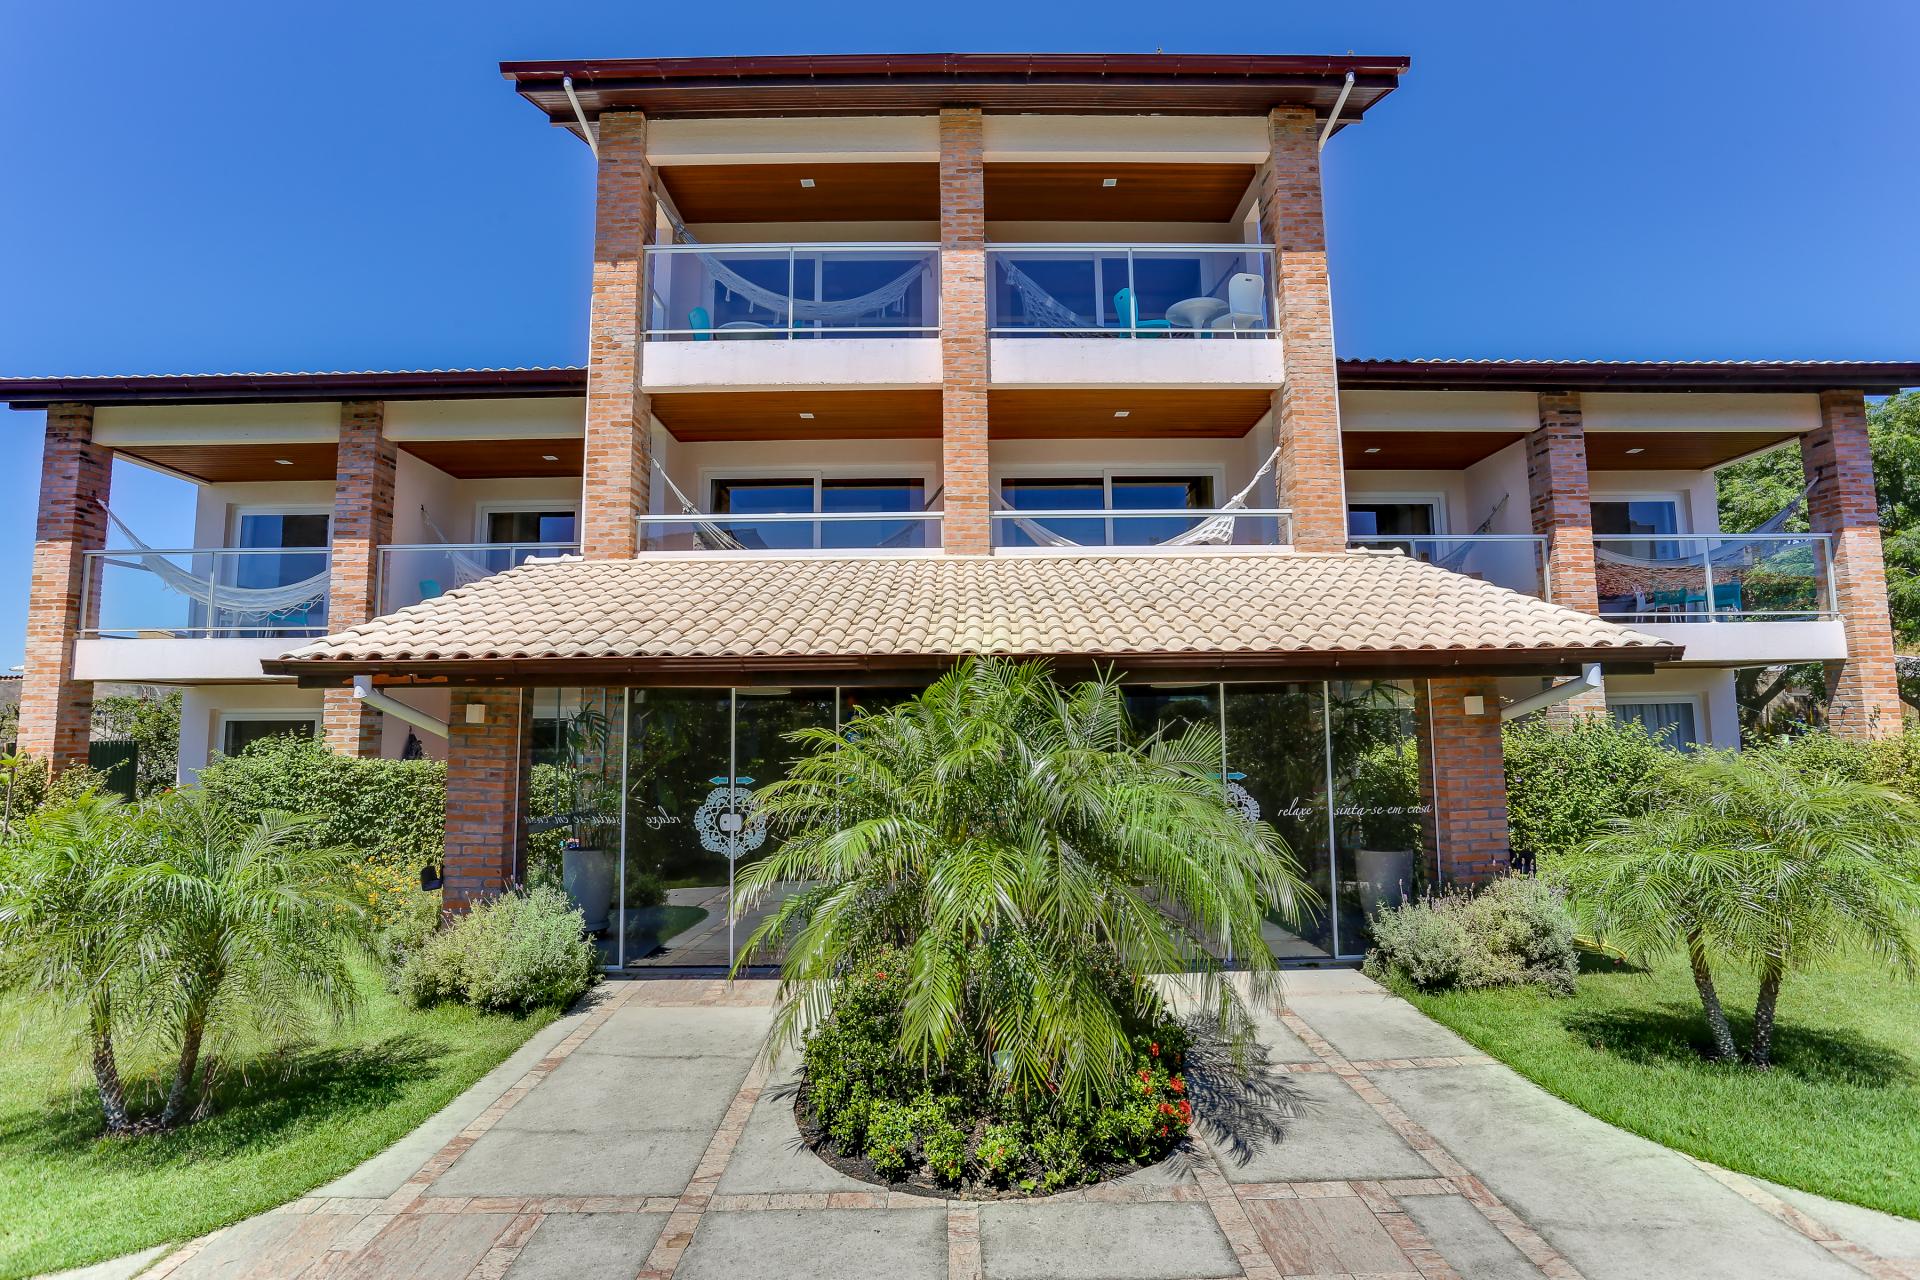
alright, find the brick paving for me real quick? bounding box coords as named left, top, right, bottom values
left=120, top=972, right=1920, bottom=1280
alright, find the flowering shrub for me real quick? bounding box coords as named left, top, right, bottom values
left=799, top=950, right=1192, bottom=1194
left=1364, top=875, right=1577, bottom=995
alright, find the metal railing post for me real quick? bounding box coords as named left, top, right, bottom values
left=786, top=248, right=797, bottom=339
left=1125, top=248, right=1138, bottom=337
left=1702, top=545, right=1717, bottom=622
left=206, top=550, right=221, bottom=639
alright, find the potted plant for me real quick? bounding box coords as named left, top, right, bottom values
left=553, top=702, right=619, bottom=933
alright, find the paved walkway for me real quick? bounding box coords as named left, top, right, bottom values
left=84, top=971, right=1920, bottom=1280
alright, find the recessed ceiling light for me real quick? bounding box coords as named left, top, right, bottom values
left=798, top=412, right=815, bottom=420
left=1101, top=178, right=1118, bottom=188
left=1625, top=446, right=1645, bottom=455
left=1112, top=409, right=1130, bottom=418
left=799, top=177, right=816, bottom=188
left=273, top=458, right=293, bottom=466
left=541, top=454, right=559, bottom=462
left=1363, top=446, right=1381, bottom=454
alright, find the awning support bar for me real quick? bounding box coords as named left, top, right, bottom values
left=563, top=75, right=599, bottom=159
left=1500, top=663, right=1603, bottom=722
left=354, top=674, right=449, bottom=739
left=1318, top=72, right=1356, bottom=150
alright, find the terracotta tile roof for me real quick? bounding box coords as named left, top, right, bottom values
left=267, top=551, right=1677, bottom=680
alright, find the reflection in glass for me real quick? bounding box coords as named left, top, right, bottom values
left=621, top=688, right=734, bottom=967
left=1223, top=683, right=1334, bottom=958
left=1328, top=680, right=1429, bottom=953
left=525, top=688, right=624, bottom=965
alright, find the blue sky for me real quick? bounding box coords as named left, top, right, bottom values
left=2, top=0, right=1916, bottom=666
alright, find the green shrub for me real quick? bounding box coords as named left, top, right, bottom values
left=865, top=1100, right=917, bottom=1180
left=919, top=1110, right=968, bottom=1185
left=1365, top=876, right=1577, bottom=996
left=90, top=691, right=181, bottom=797
left=1, top=758, right=109, bottom=832
left=1503, top=716, right=1674, bottom=864
left=374, top=888, right=443, bottom=975
left=399, top=886, right=595, bottom=1013
left=197, top=735, right=444, bottom=878
left=975, top=1122, right=1026, bottom=1185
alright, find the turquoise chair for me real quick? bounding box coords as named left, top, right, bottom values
left=1111, top=288, right=1172, bottom=337
left=688, top=306, right=714, bottom=341
left=418, top=578, right=443, bottom=602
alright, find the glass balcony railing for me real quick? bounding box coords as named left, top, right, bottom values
left=638, top=511, right=943, bottom=553
left=644, top=243, right=939, bottom=340
left=82, top=547, right=332, bottom=639
left=1594, top=534, right=1835, bottom=622
left=1346, top=535, right=1550, bottom=600
left=988, top=244, right=1277, bottom=337
left=992, top=508, right=1292, bottom=549
left=378, top=543, right=580, bottom=614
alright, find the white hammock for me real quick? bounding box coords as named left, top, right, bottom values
left=1592, top=482, right=1815, bottom=571
left=664, top=213, right=930, bottom=328
left=1000, top=259, right=1099, bottom=330
left=656, top=468, right=749, bottom=551
left=996, top=445, right=1283, bottom=549
left=98, top=503, right=330, bottom=623
left=1431, top=495, right=1511, bottom=573
left=416, top=507, right=500, bottom=586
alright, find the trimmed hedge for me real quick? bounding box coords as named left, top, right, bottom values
left=1364, top=876, right=1578, bottom=996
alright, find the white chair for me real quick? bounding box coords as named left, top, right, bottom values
left=1209, top=272, right=1266, bottom=337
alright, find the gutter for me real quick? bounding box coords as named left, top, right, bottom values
left=353, top=675, right=449, bottom=738
left=1500, top=663, right=1603, bottom=722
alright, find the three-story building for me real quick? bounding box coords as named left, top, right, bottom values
left=6, top=53, right=1913, bottom=968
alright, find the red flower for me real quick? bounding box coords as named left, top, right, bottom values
left=1177, top=1099, right=1192, bottom=1120
left=1150, top=1042, right=1160, bottom=1057
left=1138, top=1068, right=1150, bottom=1084
left=1169, top=1075, right=1185, bottom=1094
left=874, top=971, right=888, bottom=980
left=1158, top=1102, right=1174, bottom=1116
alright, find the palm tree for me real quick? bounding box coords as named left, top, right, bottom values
left=1564, top=749, right=1920, bottom=1067
left=0, top=794, right=148, bottom=1133
left=734, top=657, right=1315, bottom=1105
left=116, top=790, right=365, bottom=1128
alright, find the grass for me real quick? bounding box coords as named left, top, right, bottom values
left=0, top=956, right=557, bottom=1279
left=1397, top=948, right=1920, bottom=1220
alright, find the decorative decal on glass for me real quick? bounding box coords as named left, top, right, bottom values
left=1223, top=770, right=1261, bottom=825
left=693, top=775, right=765, bottom=858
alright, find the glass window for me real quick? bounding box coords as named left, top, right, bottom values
left=486, top=509, right=577, bottom=544
left=821, top=478, right=926, bottom=549
left=999, top=475, right=1212, bottom=547
left=711, top=478, right=922, bottom=550
left=235, top=511, right=329, bottom=550
left=1610, top=700, right=1700, bottom=751
left=227, top=511, right=330, bottom=636
left=1347, top=503, right=1436, bottom=538
left=1592, top=499, right=1681, bottom=537
left=1112, top=475, right=1212, bottom=546
left=221, top=716, right=316, bottom=757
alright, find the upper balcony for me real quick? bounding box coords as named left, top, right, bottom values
left=1593, top=533, right=1845, bottom=662
left=1345, top=535, right=1549, bottom=599
left=379, top=541, right=581, bottom=614
left=75, top=545, right=333, bottom=682
left=991, top=243, right=1282, bottom=387
left=640, top=243, right=942, bottom=392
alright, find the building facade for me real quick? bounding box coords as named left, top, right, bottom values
left=5, top=53, right=1914, bottom=969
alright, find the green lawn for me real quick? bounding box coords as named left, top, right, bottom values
left=0, top=958, right=556, bottom=1279
left=1398, top=950, right=1920, bottom=1220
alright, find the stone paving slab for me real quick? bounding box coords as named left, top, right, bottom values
left=37, top=1245, right=169, bottom=1280
left=1213, top=1069, right=1433, bottom=1183
left=431, top=1126, right=711, bottom=1198
left=1238, top=1192, right=1415, bottom=1276
left=504, top=1212, right=670, bottom=1280
left=673, top=1208, right=947, bottom=1280
left=713, top=1078, right=871, bottom=1195
left=978, top=1201, right=1241, bottom=1280
left=492, top=1049, right=752, bottom=1134
left=1761, top=1178, right=1920, bottom=1266
left=1282, top=989, right=1479, bottom=1061
left=1400, top=1193, right=1546, bottom=1279
left=1372, top=1064, right=1862, bottom=1280
left=573, top=1005, right=775, bottom=1059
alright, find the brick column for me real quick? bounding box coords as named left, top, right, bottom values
left=1259, top=108, right=1346, bottom=552
left=1525, top=392, right=1608, bottom=717
left=1416, top=676, right=1511, bottom=887
left=443, top=687, right=530, bottom=914
left=1804, top=389, right=1901, bottom=738
left=20, top=403, right=111, bottom=769
left=939, top=107, right=991, bottom=556
left=322, top=401, right=396, bottom=755
left=582, top=112, right=657, bottom=560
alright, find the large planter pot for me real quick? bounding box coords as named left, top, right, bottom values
left=562, top=845, right=616, bottom=933
left=1355, top=848, right=1416, bottom=921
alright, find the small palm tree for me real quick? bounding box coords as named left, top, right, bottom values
left=0, top=794, right=148, bottom=1133
left=116, top=790, right=366, bottom=1127
left=734, top=657, right=1315, bottom=1104
left=1565, top=749, right=1920, bottom=1067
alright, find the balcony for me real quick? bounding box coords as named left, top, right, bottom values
left=74, top=546, right=332, bottom=682
left=987, top=244, right=1283, bottom=388
left=641, top=243, right=941, bottom=392
left=992, top=507, right=1292, bottom=551
left=1346, top=535, right=1549, bottom=600
left=379, top=542, right=580, bottom=614
left=1593, top=534, right=1845, bottom=662
left=637, top=510, right=944, bottom=553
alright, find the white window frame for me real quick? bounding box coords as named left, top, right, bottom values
left=227, top=504, right=332, bottom=549
left=1343, top=490, right=1451, bottom=537
left=215, top=710, right=322, bottom=759
left=1589, top=490, right=1691, bottom=536
left=1606, top=693, right=1705, bottom=750
left=473, top=499, right=582, bottom=546
left=987, top=463, right=1231, bottom=549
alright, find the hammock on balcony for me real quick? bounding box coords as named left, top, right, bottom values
left=96, top=503, right=331, bottom=622
left=662, top=214, right=931, bottom=327
left=1427, top=495, right=1510, bottom=573
left=1000, top=259, right=1099, bottom=331
left=1591, top=482, right=1816, bottom=572
left=996, top=445, right=1284, bottom=548
left=654, top=467, right=944, bottom=551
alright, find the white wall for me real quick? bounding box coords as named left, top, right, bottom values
left=1580, top=392, right=1820, bottom=436
left=1604, top=669, right=1741, bottom=750
left=1339, top=390, right=1541, bottom=434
